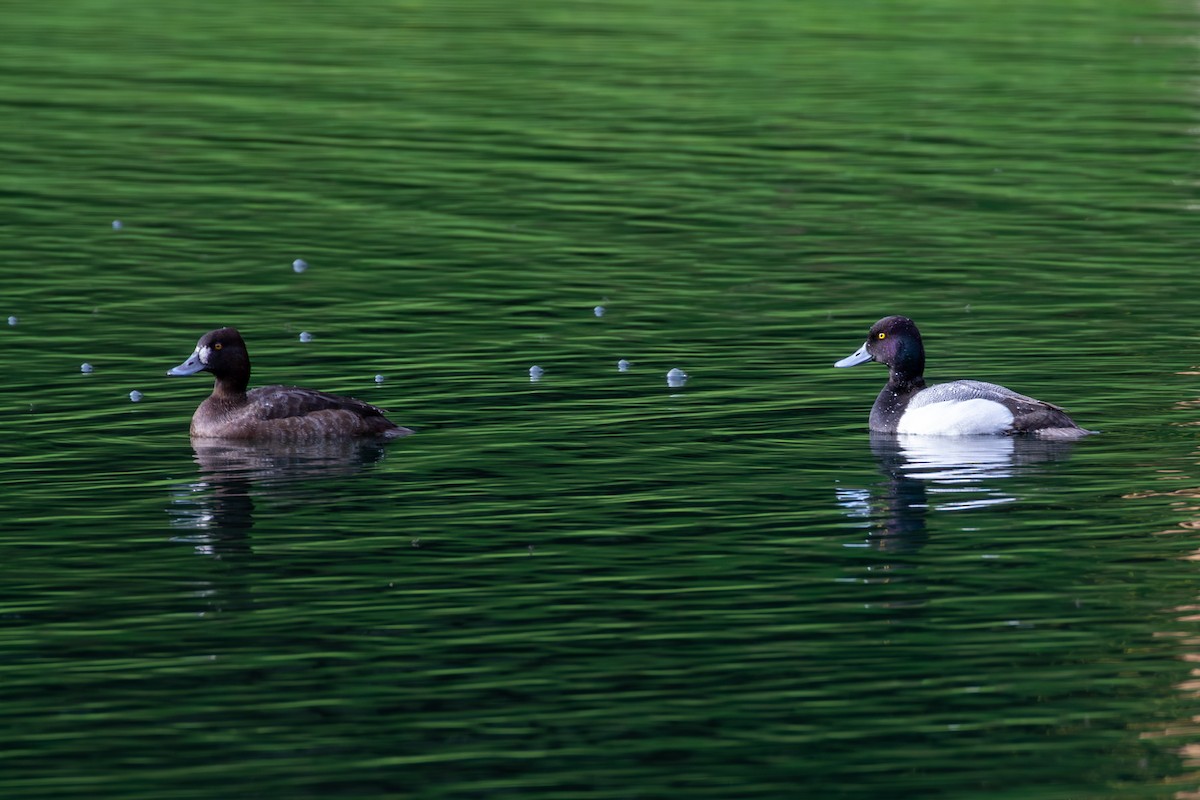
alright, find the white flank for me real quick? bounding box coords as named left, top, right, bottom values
left=896, top=398, right=1014, bottom=436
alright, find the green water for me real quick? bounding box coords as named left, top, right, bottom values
left=3, top=0, right=1200, bottom=797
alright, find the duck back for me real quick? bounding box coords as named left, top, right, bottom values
left=191, top=385, right=411, bottom=440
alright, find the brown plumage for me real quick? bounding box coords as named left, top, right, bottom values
left=167, top=327, right=412, bottom=441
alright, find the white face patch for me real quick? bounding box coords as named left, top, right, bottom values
left=896, top=398, right=1015, bottom=436
left=198, top=346, right=211, bottom=365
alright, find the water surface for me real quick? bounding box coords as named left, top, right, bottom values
left=2, top=1, right=1200, bottom=797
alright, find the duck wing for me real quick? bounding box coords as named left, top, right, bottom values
left=911, top=380, right=1081, bottom=434
left=247, top=385, right=393, bottom=421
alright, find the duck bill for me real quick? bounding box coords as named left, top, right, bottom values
left=167, top=349, right=206, bottom=376
left=834, top=342, right=873, bottom=368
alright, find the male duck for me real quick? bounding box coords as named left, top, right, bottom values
left=167, top=327, right=412, bottom=440
left=834, top=315, right=1091, bottom=438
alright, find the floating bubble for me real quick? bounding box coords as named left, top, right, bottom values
left=617, top=359, right=630, bottom=372
left=6, top=316, right=16, bottom=326
left=129, top=390, right=143, bottom=402
left=111, top=220, right=123, bottom=230
left=299, top=331, right=313, bottom=342
left=80, top=362, right=94, bottom=373
left=529, top=365, right=544, bottom=382
left=374, top=374, right=385, bottom=384
left=666, top=367, right=687, bottom=388
left=292, top=258, right=308, bottom=273
left=594, top=305, right=605, bottom=317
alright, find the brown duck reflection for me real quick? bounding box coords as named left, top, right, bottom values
left=838, top=433, right=1077, bottom=552
left=167, top=439, right=391, bottom=557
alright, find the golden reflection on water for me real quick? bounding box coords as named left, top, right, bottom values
left=1126, top=420, right=1200, bottom=797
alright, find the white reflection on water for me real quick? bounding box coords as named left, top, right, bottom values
left=838, top=433, right=1078, bottom=552
left=894, top=434, right=1016, bottom=480
left=892, top=434, right=1019, bottom=511
left=882, top=433, right=1076, bottom=510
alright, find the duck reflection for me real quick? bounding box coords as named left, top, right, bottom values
left=167, top=439, right=390, bottom=557
left=837, top=433, right=1076, bottom=552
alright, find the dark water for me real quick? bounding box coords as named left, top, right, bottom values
left=3, top=1, right=1200, bottom=797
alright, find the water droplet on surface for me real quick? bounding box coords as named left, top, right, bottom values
left=80, top=362, right=94, bottom=373
left=529, top=365, right=544, bottom=382
left=594, top=305, right=605, bottom=317
left=666, top=367, right=687, bottom=387
left=374, top=374, right=385, bottom=384
left=292, top=259, right=308, bottom=273
left=129, top=390, right=143, bottom=402
left=299, top=331, right=313, bottom=343
left=6, top=316, right=16, bottom=326
left=111, top=220, right=123, bottom=230
left=617, top=359, right=630, bottom=372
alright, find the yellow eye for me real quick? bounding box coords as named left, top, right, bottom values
left=877, top=332, right=886, bottom=340
left=214, top=343, right=223, bottom=350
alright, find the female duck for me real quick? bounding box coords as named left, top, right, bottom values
left=834, top=315, right=1091, bottom=438
left=167, top=327, right=412, bottom=440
